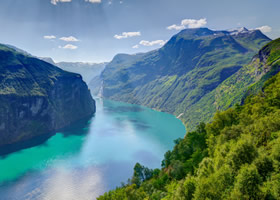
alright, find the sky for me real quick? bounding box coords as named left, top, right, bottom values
left=0, top=0, right=279, bottom=63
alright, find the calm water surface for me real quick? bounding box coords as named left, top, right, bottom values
left=0, top=98, right=185, bottom=200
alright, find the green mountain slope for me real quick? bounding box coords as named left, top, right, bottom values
left=92, top=28, right=270, bottom=131
left=98, top=38, right=280, bottom=200
left=184, top=38, right=280, bottom=129
left=0, top=44, right=95, bottom=147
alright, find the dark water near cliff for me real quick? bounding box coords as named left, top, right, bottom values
left=0, top=98, right=185, bottom=200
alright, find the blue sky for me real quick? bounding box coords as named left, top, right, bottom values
left=0, top=0, right=279, bottom=62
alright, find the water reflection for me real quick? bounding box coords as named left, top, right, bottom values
left=0, top=98, right=185, bottom=199
left=0, top=116, right=92, bottom=157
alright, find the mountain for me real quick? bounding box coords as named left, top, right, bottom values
left=98, top=38, right=280, bottom=200
left=40, top=57, right=107, bottom=84
left=88, top=53, right=145, bottom=96
left=0, top=44, right=96, bottom=147
left=55, top=62, right=107, bottom=84
left=39, top=57, right=56, bottom=65
left=179, top=38, right=280, bottom=129
left=91, top=27, right=271, bottom=130
left=3, top=44, right=32, bottom=56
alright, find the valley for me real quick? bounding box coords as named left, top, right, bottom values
left=0, top=1, right=279, bottom=198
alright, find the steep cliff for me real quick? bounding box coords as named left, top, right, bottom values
left=0, top=44, right=95, bottom=146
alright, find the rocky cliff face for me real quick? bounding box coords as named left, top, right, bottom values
left=0, top=44, right=95, bottom=146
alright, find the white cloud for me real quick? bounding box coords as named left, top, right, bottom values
left=139, top=40, right=167, bottom=47
left=86, top=0, right=101, bottom=3
left=132, top=45, right=139, bottom=49
left=114, top=32, right=141, bottom=39
left=51, top=0, right=72, bottom=5
left=256, top=25, right=272, bottom=33
left=51, top=0, right=102, bottom=5
left=60, top=36, right=79, bottom=42
left=44, top=35, right=56, bottom=39
left=181, top=18, right=207, bottom=28
left=167, top=24, right=185, bottom=31
left=59, top=44, right=78, bottom=50
left=167, top=18, right=207, bottom=31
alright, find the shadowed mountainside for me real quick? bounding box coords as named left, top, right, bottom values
left=0, top=44, right=96, bottom=146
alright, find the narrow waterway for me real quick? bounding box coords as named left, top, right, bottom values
left=0, top=98, right=186, bottom=200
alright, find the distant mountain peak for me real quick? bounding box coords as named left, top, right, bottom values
left=240, top=27, right=249, bottom=31
left=177, top=27, right=214, bottom=37
left=228, top=27, right=257, bottom=36
left=175, top=27, right=265, bottom=38
left=174, top=27, right=262, bottom=40
left=39, top=57, right=56, bottom=65
left=234, top=27, right=249, bottom=32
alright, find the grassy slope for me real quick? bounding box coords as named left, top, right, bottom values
left=183, top=38, right=280, bottom=130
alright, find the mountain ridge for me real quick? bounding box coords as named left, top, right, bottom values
left=91, top=27, right=271, bottom=130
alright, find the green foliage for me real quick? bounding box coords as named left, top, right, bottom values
left=254, top=153, right=274, bottom=181
left=230, top=164, right=263, bottom=199
left=227, top=135, right=258, bottom=171
left=181, top=176, right=197, bottom=200
left=132, top=163, right=154, bottom=187
left=98, top=68, right=280, bottom=200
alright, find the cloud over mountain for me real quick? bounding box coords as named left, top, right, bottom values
left=256, top=25, right=272, bottom=33
left=167, top=18, right=207, bottom=30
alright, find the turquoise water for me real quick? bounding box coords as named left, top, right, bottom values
left=0, top=98, right=185, bottom=200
